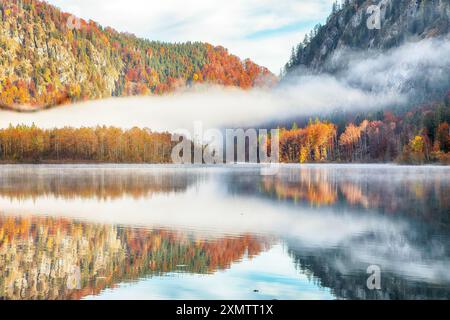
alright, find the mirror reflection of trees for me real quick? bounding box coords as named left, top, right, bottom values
left=226, top=167, right=450, bottom=227
left=0, top=169, right=200, bottom=200
left=0, top=216, right=270, bottom=300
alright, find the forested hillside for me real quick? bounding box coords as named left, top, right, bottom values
left=285, top=0, right=450, bottom=72
left=0, top=0, right=275, bottom=111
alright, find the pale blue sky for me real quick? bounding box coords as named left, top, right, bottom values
left=46, top=0, right=336, bottom=73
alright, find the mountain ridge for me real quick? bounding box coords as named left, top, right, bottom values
left=285, top=0, right=450, bottom=73
left=0, top=0, right=276, bottom=112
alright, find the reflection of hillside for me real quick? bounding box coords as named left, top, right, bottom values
left=288, top=247, right=450, bottom=300
left=0, top=169, right=196, bottom=201
left=0, top=216, right=269, bottom=300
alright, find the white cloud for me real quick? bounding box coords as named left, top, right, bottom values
left=45, top=0, right=336, bottom=72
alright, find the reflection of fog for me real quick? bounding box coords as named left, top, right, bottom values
left=226, top=165, right=450, bottom=298
left=0, top=183, right=412, bottom=243
left=0, top=164, right=449, bottom=300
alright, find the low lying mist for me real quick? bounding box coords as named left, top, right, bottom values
left=1, top=38, right=448, bottom=131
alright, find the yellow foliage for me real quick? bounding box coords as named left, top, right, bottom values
left=300, top=146, right=309, bottom=163
left=410, top=136, right=425, bottom=153
left=43, top=68, right=52, bottom=83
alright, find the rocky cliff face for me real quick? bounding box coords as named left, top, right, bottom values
left=285, top=0, right=450, bottom=73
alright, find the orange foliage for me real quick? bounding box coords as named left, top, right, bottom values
left=280, top=120, right=336, bottom=163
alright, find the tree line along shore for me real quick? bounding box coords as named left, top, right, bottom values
left=0, top=119, right=449, bottom=165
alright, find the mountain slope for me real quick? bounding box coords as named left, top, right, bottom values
left=0, top=0, right=276, bottom=111
left=278, top=0, right=450, bottom=164
left=285, top=0, right=450, bottom=73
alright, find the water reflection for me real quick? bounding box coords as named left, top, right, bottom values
left=233, top=165, right=450, bottom=224
left=0, top=165, right=198, bottom=200
left=0, top=215, right=269, bottom=300
left=0, top=164, right=449, bottom=300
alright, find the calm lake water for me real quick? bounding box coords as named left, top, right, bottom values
left=0, top=164, right=449, bottom=300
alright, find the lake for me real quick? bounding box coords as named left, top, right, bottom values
left=0, top=164, right=449, bottom=300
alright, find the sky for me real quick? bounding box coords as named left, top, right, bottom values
left=45, top=0, right=336, bottom=73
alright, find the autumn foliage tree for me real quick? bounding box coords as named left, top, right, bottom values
left=0, top=125, right=174, bottom=163
left=280, top=120, right=336, bottom=163
left=279, top=95, right=450, bottom=165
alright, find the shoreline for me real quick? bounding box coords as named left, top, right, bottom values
left=0, top=161, right=448, bottom=167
